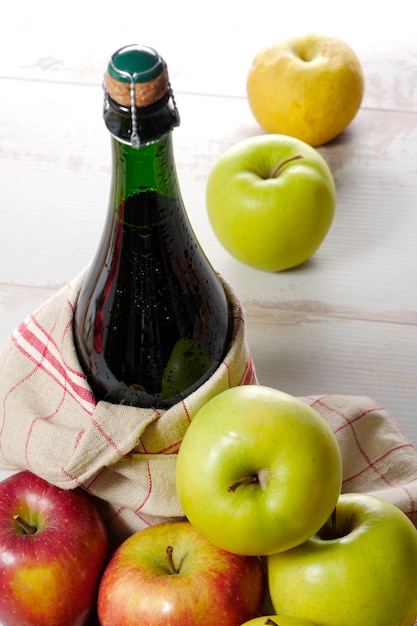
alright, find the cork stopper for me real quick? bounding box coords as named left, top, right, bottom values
left=105, top=44, right=169, bottom=108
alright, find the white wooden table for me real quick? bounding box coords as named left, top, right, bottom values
left=0, top=0, right=416, bottom=453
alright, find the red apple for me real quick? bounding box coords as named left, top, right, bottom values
left=0, top=470, right=110, bottom=626
left=97, top=519, right=265, bottom=625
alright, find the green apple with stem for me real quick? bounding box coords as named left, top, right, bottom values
left=176, top=385, right=342, bottom=556
left=206, top=134, right=335, bottom=272
left=267, top=493, right=417, bottom=626
left=97, top=519, right=265, bottom=625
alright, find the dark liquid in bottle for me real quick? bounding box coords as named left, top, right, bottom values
left=74, top=190, right=229, bottom=408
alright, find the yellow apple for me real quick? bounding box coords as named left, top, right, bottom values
left=247, top=33, right=364, bottom=146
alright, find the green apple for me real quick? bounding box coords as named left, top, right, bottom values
left=241, top=617, right=316, bottom=626
left=267, top=493, right=417, bottom=626
left=97, top=519, right=265, bottom=625
left=175, top=385, right=342, bottom=556
left=206, top=134, right=335, bottom=272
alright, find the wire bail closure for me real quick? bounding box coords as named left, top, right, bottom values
left=129, top=76, right=140, bottom=149
left=105, top=60, right=142, bottom=148
left=104, top=46, right=180, bottom=148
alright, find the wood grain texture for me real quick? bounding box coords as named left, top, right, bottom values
left=0, top=0, right=416, bottom=454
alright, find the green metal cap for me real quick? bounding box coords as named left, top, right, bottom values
left=108, top=44, right=165, bottom=84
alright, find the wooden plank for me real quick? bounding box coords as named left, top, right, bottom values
left=0, top=285, right=57, bottom=348
left=245, top=307, right=417, bottom=447
left=0, top=294, right=416, bottom=447
left=1, top=79, right=416, bottom=324
left=1, top=1, right=416, bottom=111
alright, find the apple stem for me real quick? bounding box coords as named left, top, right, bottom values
left=13, top=514, right=37, bottom=535
left=228, top=475, right=259, bottom=493
left=271, top=153, right=304, bottom=178
left=265, top=620, right=279, bottom=625
left=166, top=545, right=179, bottom=575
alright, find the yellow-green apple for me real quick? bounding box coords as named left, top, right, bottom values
left=242, top=617, right=316, bottom=625
left=267, top=493, right=417, bottom=626
left=206, top=134, right=335, bottom=272
left=97, top=519, right=265, bottom=626
left=0, top=470, right=109, bottom=626
left=175, top=385, right=342, bottom=556
left=246, top=33, right=364, bottom=146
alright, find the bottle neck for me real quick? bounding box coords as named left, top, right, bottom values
left=110, top=132, right=179, bottom=207
left=103, top=86, right=180, bottom=146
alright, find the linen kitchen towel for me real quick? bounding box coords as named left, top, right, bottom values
left=0, top=267, right=256, bottom=542
left=301, top=393, right=417, bottom=527
left=0, top=268, right=416, bottom=544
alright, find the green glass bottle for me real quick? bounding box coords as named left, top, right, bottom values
left=73, top=44, right=231, bottom=409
